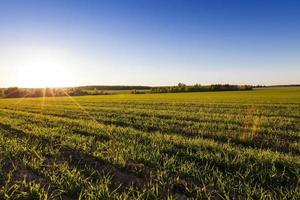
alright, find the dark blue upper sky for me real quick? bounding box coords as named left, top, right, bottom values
left=0, top=0, right=299, bottom=87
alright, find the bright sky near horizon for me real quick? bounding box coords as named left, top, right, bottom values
left=0, top=0, right=299, bottom=87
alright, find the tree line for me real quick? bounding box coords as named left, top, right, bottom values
left=1, top=87, right=88, bottom=98
left=151, top=83, right=253, bottom=93
left=0, top=84, right=254, bottom=98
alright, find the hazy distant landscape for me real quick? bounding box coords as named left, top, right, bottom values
left=0, top=83, right=254, bottom=98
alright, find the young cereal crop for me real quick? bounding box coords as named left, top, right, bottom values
left=0, top=87, right=299, bottom=199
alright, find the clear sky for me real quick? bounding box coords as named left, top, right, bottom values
left=0, top=0, right=299, bottom=87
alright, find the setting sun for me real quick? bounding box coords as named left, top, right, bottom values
left=14, top=48, right=76, bottom=88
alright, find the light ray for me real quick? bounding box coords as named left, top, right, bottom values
left=61, top=88, right=105, bottom=130
left=241, top=105, right=261, bottom=140
left=40, top=88, right=46, bottom=114
left=13, top=93, right=31, bottom=106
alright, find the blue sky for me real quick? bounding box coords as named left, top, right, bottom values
left=0, top=0, right=299, bottom=87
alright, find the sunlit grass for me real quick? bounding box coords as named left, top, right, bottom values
left=0, top=87, right=299, bottom=199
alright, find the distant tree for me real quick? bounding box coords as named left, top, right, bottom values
left=178, top=83, right=186, bottom=87
left=68, top=88, right=88, bottom=96
left=4, top=87, right=21, bottom=98
left=45, top=88, right=54, bottom=97
left=33, top=88, right=44, bottom=97
left=55, top=89, right=66, bottom=96
left=0, top=89, right=4, bottom=97
left=151, top=84, right=252, bottom=94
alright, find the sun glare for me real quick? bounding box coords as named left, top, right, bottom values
left=15, top=48, right=76, bottom=88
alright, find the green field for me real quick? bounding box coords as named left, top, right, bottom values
left=0, top=87, right=299, bottom=199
